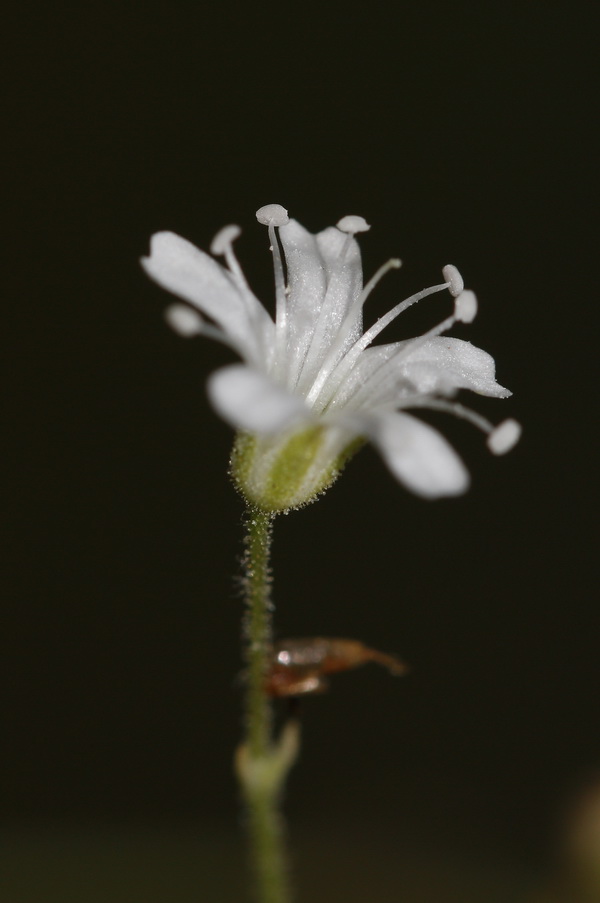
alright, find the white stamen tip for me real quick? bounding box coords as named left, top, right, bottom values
left=164, top=304, right=204, bottom=337
left=487, top=419, right=522, bottom=455
left=256, top=204, right=289, bottom=227
left=454, top=289, right=478, bottom=323
left=442, top=264, right=464, bottom=297
left=337, top=215, right=371, bottom=234
left=210, top=224, right=241, bottom=255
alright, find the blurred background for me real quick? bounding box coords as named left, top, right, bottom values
left=4, top=1, right=598, bottom=900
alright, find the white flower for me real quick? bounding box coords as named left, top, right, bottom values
left=142, top=204, right=520, bottom=510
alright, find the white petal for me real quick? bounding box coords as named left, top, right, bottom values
left=142, top=232, right=268, bottom=361
left=407, top=338, right=510, bottom=397
left=323, top=344, right=398, bottom=412
left=359, top=337, right=511, bottom=406
left=207, top=365, right=311, bottom=434
left=278, top=220, right=327, bottom=380
left=293, top=226, right=364, bottom=389
left=358, top=411, right=470, bottom=498
left=315, top=226, right=363, bottom=321
left=142, top=231, right=241, bottom=319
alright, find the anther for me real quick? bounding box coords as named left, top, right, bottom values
left=256, top=204, right=290, bottom=227
left=487, top=419, right=522, bottom=455
left=336, top=215, right=371, bottom=234
left=442, top=264, right=464, bottom=297
left=454, top=290, right=478, bottom=323
left=164, top=304, right=204, bottom=337
left=210, top=224, right=241, bottom=256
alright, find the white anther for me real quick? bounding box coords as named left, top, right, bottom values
left=164, top=304, right=204, bottom=337
left=210, top=224, right=241, bottom=255
left=256, top=204, right=290, bottom=227
left=442, top=264, right=464, bottom=297
left=336, top=215, right=371, bottom=234
left=454, top=290, right=478, bottom=323
left=487, top=419, right=522, bottom=455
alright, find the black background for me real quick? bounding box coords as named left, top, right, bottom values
left=4, top=1, right=598, bottom=900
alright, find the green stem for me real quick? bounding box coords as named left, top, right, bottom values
left=244, top=508, right=275, bottom=760
left=236, top=507, right=296, bottom=903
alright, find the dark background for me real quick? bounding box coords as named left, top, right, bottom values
left=4, top=1, right=598, bottom=900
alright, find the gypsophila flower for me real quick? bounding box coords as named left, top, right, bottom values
left=142, top=205, right=520, bottom=510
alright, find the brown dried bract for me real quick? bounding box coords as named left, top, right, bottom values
left=265, top=637, right=408, bottom=698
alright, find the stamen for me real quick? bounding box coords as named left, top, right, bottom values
left=357, top=283, right=450, bottom=351
left=164, top=304, right=204, bottom=337
left=336, top=309, right=459, bottom=413
left=487, top=419, right=522, bottom=454
left=256, top=204, right=290, bottom=227
left=454, top=290, right=478, bottom=323
left=164, top=304, right=231, bottom=347
left=360, top=258, right=402, bottom=305
left=337, top=215, right=371, bottom=234
left=442, top=264, right=464, bottom=297
left=210, top=224, right=242, bottom=256
left=256, top=205, right=290, bottom=375
left=209, top=222, right=269, bottom=361
left=314, top=282, right=451, bottom=410
left=371, top=400, right=520, bottom=457
left=409, top=398, right=494, bottom=433
left=211, top=225, right=249, bottom=288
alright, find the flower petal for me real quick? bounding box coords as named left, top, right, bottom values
left=142, top=232, right=269, bottom=362
left=323, top=344, right=399, bottom=412
left=293, top=226, right=364, bottom=390
left=399, top=337, right=511, bottom=398
left=207, top=364, right=312, bottom=434
left=357, top=410, right=470, bottom=498
left=313, top=227, right=364, bottom=347
left=316, top=226, right=363, bottom=314
left=332, top=336, right=511, bottom=413
left=278, top=220, right=327, bottom=382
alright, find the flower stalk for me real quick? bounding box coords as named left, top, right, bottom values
left=235, top=507, right=298, bottom=903
left=242, top=508, right=274, bottom=757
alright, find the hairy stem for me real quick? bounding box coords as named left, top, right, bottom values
left=244, top=508, right=275, bottom=758
left=236, top=507, right=296, bottom=903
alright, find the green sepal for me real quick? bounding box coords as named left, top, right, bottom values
left=230, top=427, right=364, bottom=513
